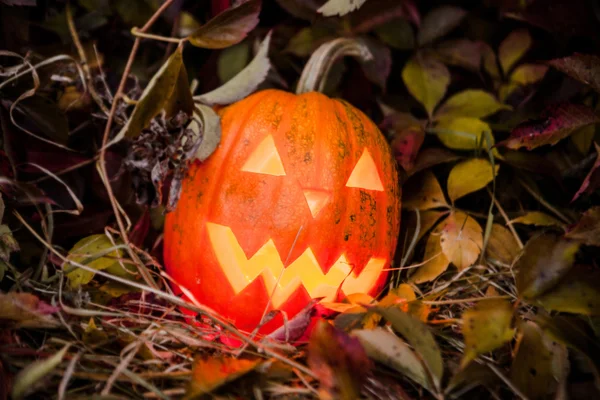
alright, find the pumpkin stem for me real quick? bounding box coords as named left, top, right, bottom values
left=296, top=37, right=373, bottom=94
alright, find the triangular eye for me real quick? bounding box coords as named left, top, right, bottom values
left=241, top=135, right=286, bottom=176
left=345, top=148, right=384, bottom=191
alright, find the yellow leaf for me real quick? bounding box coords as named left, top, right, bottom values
left=64, top=234, right=124, bottom=289
left=571, top=124, right=595, bottom=155
left=535, top=265, right=600, bottom=315
left=402, top=51, right=450, bottom=117
left=435, top=90, right=510, bottom=120
left=410, top=226, right=450, bottom=284
left=433, top=117, right=494, bottom=150
left=447, top=158, right=499, bottom=202
left=461, top=298, right=515, bottom=368
left=186, top=356, right=262, bottom=397
left=403, top=171, right=448, bottom=210
left=510, top=211, right=564, bottom=227
left=485, top=224, right=521, bottom=265
left=510, top=63, right=548, bottom=85
left=440, top=211, right=483, bottom=270
left=498, top=29, right=531, bottom=75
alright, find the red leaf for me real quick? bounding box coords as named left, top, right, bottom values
left=350, top=0, right=420, bottom=33
left=572, top=142, right=600, bottom=202
left=548, top=53, right=600, bottom=94
left=497, top=103, right=600, bottom=150
left=391, top=126, right=425, bottom=172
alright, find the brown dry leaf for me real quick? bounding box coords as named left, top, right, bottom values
left=186, top=355, right=262, bottom=398
left=402, top=170, right=448, bottom=210
left=435, top=39, right=484, bottom=71
left=485, top=223, right=520, bottom=265
left=461, top=298, right=515, bottom=368
left=417, top=6, right=467, bottom=47
left=435, top=89, right=510, bottom=120
left=0, top=292, right=59, bottom=329
left=440, top=211, right=483, bottom=270
left=515, top=233, right=580, bottom=300
left=410, top=227, right=450, bottom=284
left=447, top=158, right=499, bottom=202
left=509, top=211, right=565, bottom=228
left=433, top=117, right=494, bottom=150
left=402, top=51, right=450, bottom=118
left=548, top=53, right=600, bottom=94
left=565, top=206, right=600, bottom=246
left=510, top=321, right=568, bottom=400
left=535, top=264, right=600, bottom=315
left=187, top=0, right=261, bottom=49
left=307, top=320, right=371, bottom=400
left=164, top=61, right=194, bottom=119
left=498, top=29, right=531, bottom=75
left=391, top=125, right=425, bottom=172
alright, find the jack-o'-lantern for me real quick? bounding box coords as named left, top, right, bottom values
left=163, top=40, right=401, bottom=335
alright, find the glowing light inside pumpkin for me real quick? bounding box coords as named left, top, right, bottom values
left=346, top=148, right=384, bottom=191
left=206, top=222, right=386, bottom=308
left=303, top=189, right=331, bottom=218
left=241, top=135, right=286, bottom=176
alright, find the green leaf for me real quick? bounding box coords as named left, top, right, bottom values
left=565, top=206, right=600, bottom=246
left=432, top=117, right=494, bottom=150
left=12, top=344, right=69, bottom=400
left=510, top=321, right=568, bottom=400
left=375, top=307, right=443, bottom=393
left=535, top=264, right=600, bottom=315
left=435, top=90, right=510, bottom=120
left=285, top=25, right=336, bottom=57
left=190, top=104, right=222, bottom=162
left=485, top=224, right=521, bottom=265
left=509, top=211, right=565, bottom=227
left=317, top=0, right=367, bottom=17
left=571, top=124, right=596, bottom=155
left=218, top=42, right=250, bottom=83
left=440, top=211, right=483, bottom=270
left=115, top=46, right=183, bottom=141
left=498, top=29, right=531, bottom=75
left=374, top=18, right=414, bottom=50
left=402, top=51, right=450, bottom=118
left=447, top=158, right=498, bottom=202
left=402, top=170, right=448, bottom=210
left=515, top=234, right=580, bottom=300
left=409, top=226, right=450, bottom=284
left=194, top=31, right=272, bottom=106
left=64, top=234, right=125, bottom=288
left=164, top=60, right=194, bottom=120
left=186, top=355, right=262, bottom=397
left=417, top=6, right=467, bottom=46
left=187, top=0, right=261, bottom=49
left=353, top=328, right=432, bottom=391
left=461, top=298, right=515, bottom=368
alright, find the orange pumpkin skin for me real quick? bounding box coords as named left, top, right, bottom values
left=163, top=89, right=401, bottom=335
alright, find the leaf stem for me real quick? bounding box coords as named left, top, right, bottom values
left=296, top=37, right=372, bottom=94
left=130, top=27, right=187, bottom=44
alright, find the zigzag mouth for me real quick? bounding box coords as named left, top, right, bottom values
left=207, top=222, right=386, bottom=308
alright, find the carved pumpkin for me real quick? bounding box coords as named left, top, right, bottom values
left=163, top=89, right=401, bottom=334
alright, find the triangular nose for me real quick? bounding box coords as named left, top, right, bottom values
left=303, top=189, right=331, bottom=218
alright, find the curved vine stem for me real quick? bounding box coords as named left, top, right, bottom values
left=295, top=37, right=373, bottom=94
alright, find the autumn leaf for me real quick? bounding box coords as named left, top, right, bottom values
left=571, top=124, right=595, bottom=155
left=439, top=211, right=483, bottom=270
left=402, top=209, right=447, bottom=244
left=218, top=42, right=250, bottom=83
left=433, top=117, right=494, bottom=150
left=409, top=226, right=450, bottom=283
left=510, top=63, right=548, bottom=85
left=510, top=321, right=568, bottom=400
left=461, top=298, right=515, bottom=368
left=535, top=264, right=600, bottom=315
left=195, top=31, right=272, bottom=106
left=497, top=103, right=600, bottom=150
left=515, top=233, right=580, bottom=300
left=482, top=42, right=501, bottom=80
left=0, top=292, right=59, bottom=329
left=435, top=39, right=483, bottom=71
left=375, top=307, right=443, bottom=393
left=572, top=142, right=600, bottom=202
left=188, top=0, right=261, bottom=49
left=402, top=51, right=450, bottom=118
left=318, top=0, right=367, bottom=17
left=186, top=355, right=263, bottom=397
left=390, top=125, right=425, bottom=172
left=402, top=170, right=448, bottom=210
left=565, top=206, right=600, bottom=246
left=12, top=345, right=70, bottom=400
left=114, top=46, right=183, bottom=141
left=498, top=29, right=531, bottom=75
left=409, top=147, right=461, bottom=176
left=435, top=90, right=510, bottom=120
left=548, top=53, right=600, bottom=93
left=307, top=320, right=371, bottom=400
left=350, top=0, right=420, bottom=33
left=353, top=328, right=432, bottom=391
left=164, top=61, right=194, bottom=119
left=189, top=104, right=222, bottom=162
left=509, top=211, right=564, bottom=228
left=485, top=223, right=520, bottom=265
left=447, top=158, right=499, bottom=202
left=417, top=6, right=467, bottom=46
